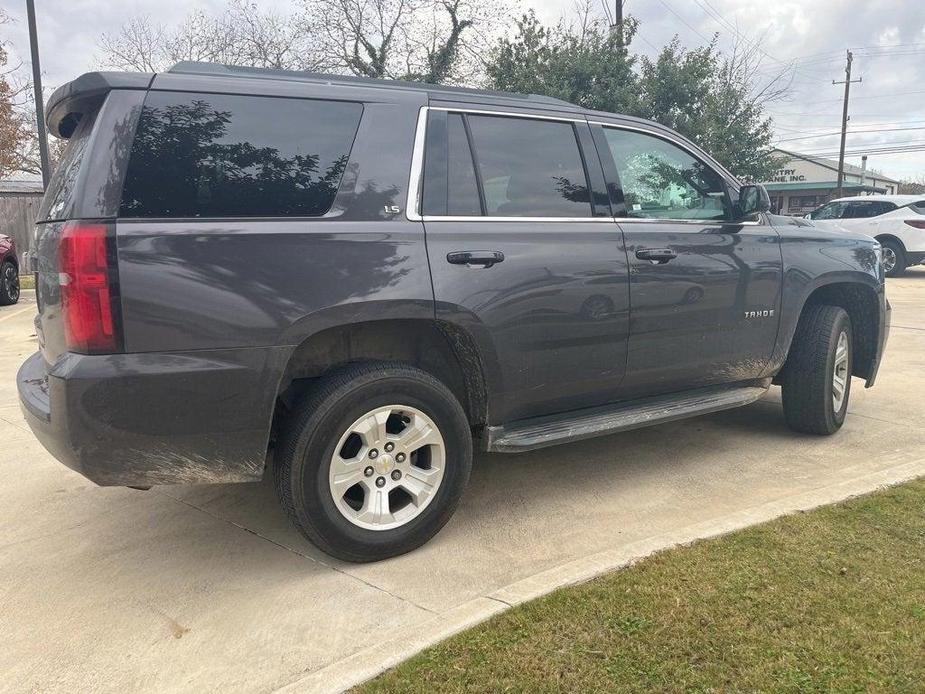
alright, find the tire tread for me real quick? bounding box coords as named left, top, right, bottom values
left=780, top=304, right=850, bottom=435
left=274, top=361, right=471, bottom=562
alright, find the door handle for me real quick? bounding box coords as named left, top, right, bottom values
left=447, top=250, right=505, bottom=268
left=635, top=248, right=678, bottom=264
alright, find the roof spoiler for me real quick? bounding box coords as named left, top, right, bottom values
left=46, top=72, right=154, bottom=138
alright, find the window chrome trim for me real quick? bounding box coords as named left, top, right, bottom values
left=405, top=106, right=762, bottom=226
left=428, top=106, right=585, bottom=123
left=423, top=215, right=608, bottom=223
left=406, top=106, right=428, bottom=222
left=615, top=217, right=763, bottom=226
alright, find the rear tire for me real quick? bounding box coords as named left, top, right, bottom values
left=274, top=362, right=472, bottom=562
left=780, top=305, right=852, bottom=435
left=0, top=261, right=19, bottom=305
left=880, top=239, right=906, bottom=278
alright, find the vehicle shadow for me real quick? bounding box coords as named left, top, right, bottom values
left=131, top=393, right=799, bottom=568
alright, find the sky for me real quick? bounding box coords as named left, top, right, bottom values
left=3, top=0, right=925, bottom=180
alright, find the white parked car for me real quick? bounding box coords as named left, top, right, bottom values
left=807, top=195, right=925, bottom=277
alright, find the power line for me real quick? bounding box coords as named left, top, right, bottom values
left=797, top=142, right=925, bottom=157
left=775, top=125, right=925, bottom=143
left=654, top=0, right=714, bottom=43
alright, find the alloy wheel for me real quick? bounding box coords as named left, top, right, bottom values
left=2, top=264, right=18, bottom=303
left=882, top=247, right=896, bottom=274
left=328, top=405, right=446, bottom=531
left=832, top=331, right=849, bottom=412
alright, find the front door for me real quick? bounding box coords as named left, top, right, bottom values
left=595, top=125, right=783, bottom=398
left=420, top=108, right=631, bottom=423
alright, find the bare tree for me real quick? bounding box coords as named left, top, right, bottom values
left=98, top=1, right=327, bottom=73
left=97, top=0, right=511, bottom=85
left=309, top=0, right=510, bottom=83
left=723, top=33, right=794, bottom=108
left=0, top=9, right=44, bottom=178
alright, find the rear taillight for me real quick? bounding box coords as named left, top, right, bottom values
left=904, top=219, right=925, bottom=229
left=59, top=222, right=120, bottom=353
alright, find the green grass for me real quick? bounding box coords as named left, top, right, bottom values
left=362, top=480, right=925, bottom=693
left=18, top=273, right=35, bottom=290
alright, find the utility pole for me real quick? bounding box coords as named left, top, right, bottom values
left=833, top=50, right=861, bottom=199
left=605, top=0, right=624, bottom=45
left=26, top=0, right=50, bottom=189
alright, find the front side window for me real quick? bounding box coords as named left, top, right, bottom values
left=465, top=115, right=592, bottom=217
left=120, top=92, right=362, bottom=218
left=811, top=202, right=844, bottom=220
left=604, top=128, right=728, bottom=221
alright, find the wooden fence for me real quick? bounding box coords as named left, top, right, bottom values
left=0, top=194, right=42, bottom=267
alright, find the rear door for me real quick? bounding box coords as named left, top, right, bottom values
left=593, top=123, right=782, bottom=398
left=419, top=106, right=631, bottom=423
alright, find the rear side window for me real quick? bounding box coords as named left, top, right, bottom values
left=39, top=108, right=100, bottom=222
left=120, top=92, right=362, bottom=218
left=465, top=115, right=592, bottom=217
left=842, top=201, right=896, bottom=218
left=446, top=114, right=482, bottom=216
left=911, top=200, right=925, bottom=215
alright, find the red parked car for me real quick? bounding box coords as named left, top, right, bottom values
left=0, top=234, right=20, bottom=305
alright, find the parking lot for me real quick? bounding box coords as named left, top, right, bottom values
left=2, top=269, right=925, bottom=694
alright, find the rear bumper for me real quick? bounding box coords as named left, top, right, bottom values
left=17, top=347, right=289, bottom=486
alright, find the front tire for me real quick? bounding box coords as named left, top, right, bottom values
left=0, top=261, right=19, bottom=305
left=274, top=362, right=472, bottom=562
left=880, top=239, right=906, bottom=278
left=780, top=305, right=852, bottom=435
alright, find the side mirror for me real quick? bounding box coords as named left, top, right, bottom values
left=736, top=184, right=771, bottom=219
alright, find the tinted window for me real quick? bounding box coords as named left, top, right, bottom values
left=912, top=200, right=925, bottom=214
left=842, top=200, right=896, bottom=218
left=604, top=128, right=728, bottom=220
left=447, top=114, right=482, bottom=216
left=465, top=115, right=592, bottom=217
left=39, top=108, right=99, bottom=222
left=120, top=92, right=362, bottom=218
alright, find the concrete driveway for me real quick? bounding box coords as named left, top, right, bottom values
left=3, top=270, right=925, bottom=694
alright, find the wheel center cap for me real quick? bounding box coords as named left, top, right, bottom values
left=375, top=454, right=394, bottom=475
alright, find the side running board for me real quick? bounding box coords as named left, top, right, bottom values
left=486, top=380, right=770, bottom=453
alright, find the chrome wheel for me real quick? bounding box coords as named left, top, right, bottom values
left=2, top=263, right=18, bottom=303
left=328, top=404, right=445, bottom=531
left=882, top=247, right=897, bottom=274
left=832, top=331, right=849, bottom=412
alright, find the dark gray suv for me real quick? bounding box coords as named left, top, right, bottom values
left=18, top=63, right=890, bottom=561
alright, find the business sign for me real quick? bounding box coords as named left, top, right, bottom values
left=768, top=168, right=807, bottom=183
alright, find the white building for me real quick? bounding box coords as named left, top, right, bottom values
left=761, top=148, right=899, bottom=216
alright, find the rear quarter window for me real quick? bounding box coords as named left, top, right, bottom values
left=38, top=109, right=99, bottom=222
left=119, top=92, right=363, bottom=218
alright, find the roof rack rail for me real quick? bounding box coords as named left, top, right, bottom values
left=166, top=61, right=578, bottom=109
